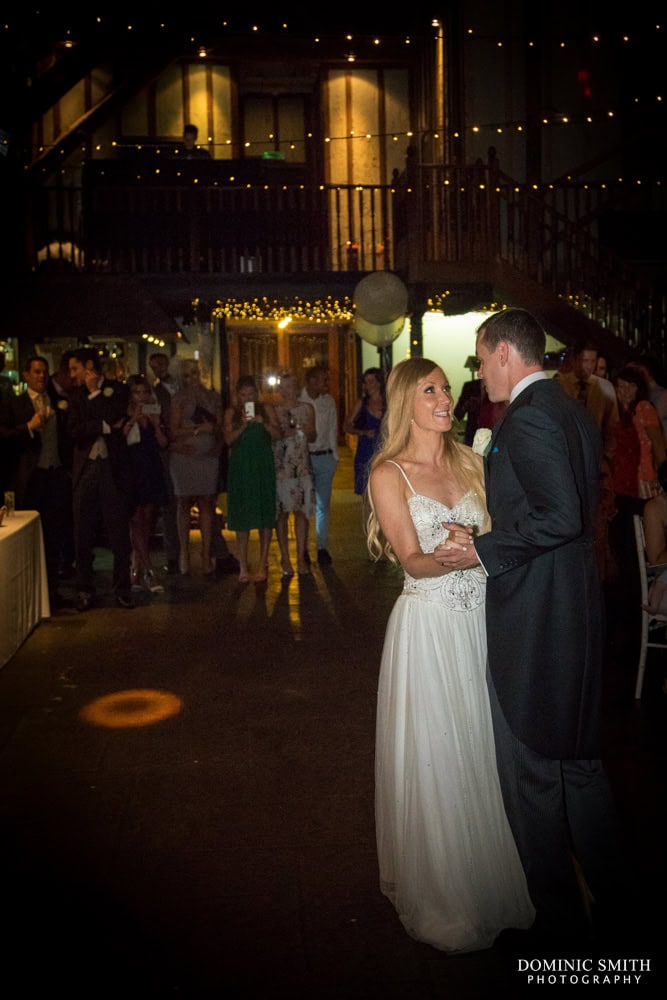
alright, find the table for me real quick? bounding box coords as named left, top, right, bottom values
left=0, top=510, right=51, bottom=668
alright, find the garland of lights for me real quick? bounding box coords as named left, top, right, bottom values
left=27, top=97, right=667, bottom=160
left=211, top=295, right=354, bottom=323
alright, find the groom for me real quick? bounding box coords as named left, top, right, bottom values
left=436, top=308, right=627, bottom=946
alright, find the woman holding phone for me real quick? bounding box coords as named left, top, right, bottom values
left=123, top=374, right=168, bottom=593
left=223, top=375, right=280, bottom=582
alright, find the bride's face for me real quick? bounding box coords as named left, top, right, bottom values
left=412, top=367, right=453, bottom=433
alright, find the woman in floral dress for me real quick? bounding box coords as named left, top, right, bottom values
left=273, top=372, right=316, bottom=576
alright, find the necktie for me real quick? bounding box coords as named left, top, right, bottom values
left=577, top=380, right=588, bottom=403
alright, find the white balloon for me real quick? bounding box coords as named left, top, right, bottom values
left=354, top=313, right=405, bottom=347
left=353, top=271, right=408, bottom=325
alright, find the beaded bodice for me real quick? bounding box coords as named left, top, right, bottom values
left=389, top=462, right=486, bottom=611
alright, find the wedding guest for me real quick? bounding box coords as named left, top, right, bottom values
left=123, top=375, right=168, bottom=594
left=454, top=372, right=507, bottom=448
left=149, top=351, right=180, bottom=574
left=629, top=356, right=667, bottom=443
left=48, top=350, right=76, bottom=579
left=610, top=365, right=666, bottom=593
left=556, top=342, right=619, bottom=581
left=641, top=459, right=667, bottom=615
left=177, top=123, right=211, bottom=160
left=0, top=355, right=72, bottom=607
left=169, top=358, right=223, bottom=577
left=272, top=372, right=316, bottom=576
left=223, top=375, right=279, bottom=583
left=343, top=367, right=386, bottom=496
left=556, top=342, right=618, bottom=458
left=68, top=348, right=134, bottom=611
left=300, top=365, right=339, bottom=566
left=595, top=355, right=609, bottom=379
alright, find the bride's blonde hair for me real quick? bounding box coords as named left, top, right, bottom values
left=365, top=357, right=489, bottom=563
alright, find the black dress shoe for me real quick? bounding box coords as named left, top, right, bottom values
left=115, top=591, right=136, bottom=609
left=317, top=548, right=332, bottom=566
left=75, top=591, right=94, bottom=612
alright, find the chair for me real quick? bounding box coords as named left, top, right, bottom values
left=633, top=514, right=667, bottom=699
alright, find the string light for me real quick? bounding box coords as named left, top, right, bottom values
left=208, top=292, right=501, bottom=324
left=8, top=12, right=667, bottom=188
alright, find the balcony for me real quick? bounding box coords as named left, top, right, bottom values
left=23, top=155, right=667, bottom=360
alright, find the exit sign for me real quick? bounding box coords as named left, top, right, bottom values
left=262, top=151, right=285, bottom=161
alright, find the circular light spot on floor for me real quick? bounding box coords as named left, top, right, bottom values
left=79, top=689, right=183, bottom=729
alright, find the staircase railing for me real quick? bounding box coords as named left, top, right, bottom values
left=392, top=156, right=666, bottom=358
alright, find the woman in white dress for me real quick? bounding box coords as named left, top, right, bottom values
left=366, top=357, right=534, bottom=953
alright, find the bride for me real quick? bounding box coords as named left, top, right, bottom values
left=366, top=357, right=534, bottom=953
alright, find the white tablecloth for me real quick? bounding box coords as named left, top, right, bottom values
left=0, top=510, right=51, bottom=668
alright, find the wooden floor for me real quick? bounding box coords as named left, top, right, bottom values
left=0, top=446, right=665, bottom=997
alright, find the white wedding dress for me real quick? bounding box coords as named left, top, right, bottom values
left=375, top=463, right=535, bottom=953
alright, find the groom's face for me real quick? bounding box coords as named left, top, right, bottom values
left=476, top=335, right=509, bottom=403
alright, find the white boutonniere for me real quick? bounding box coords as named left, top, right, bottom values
left=103, top=387, right=114, bottom=398
left=57, top=399, right=68, bottom=410
left=471, top=427, right=492, bottom=457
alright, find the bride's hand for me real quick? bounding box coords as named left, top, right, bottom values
left=441, top=521, right=474, bottom=547
left=433, top=523, right=479, bottom=571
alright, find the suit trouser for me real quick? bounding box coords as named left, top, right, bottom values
left=309, top=452, right=337, bottom=550
left=73, top=458, right=131, bottom=595
left=22, top=465, right=71, bottom=596
left=158, top=449, right=179, bottom=562
left=487, top=669, right=627, bottom=940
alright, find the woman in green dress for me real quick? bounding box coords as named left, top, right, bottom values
left=223, top=375, right=279, bottom=582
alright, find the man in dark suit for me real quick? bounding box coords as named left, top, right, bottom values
left=0, top=355, right=72, bottom=607
left=435, top=308, right=628, bottom=947
left=148, top=351, right=180, bottom=573
left=454, top=372, right=506, bottom=446
left=48, top=350, right=76, bottom=578
left=453, top=374, right=482, bottom=445
left=68, top=348, right=134, bottom=610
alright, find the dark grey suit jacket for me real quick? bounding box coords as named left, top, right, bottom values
left=68, top=377, right=131, bottom=493
left=0, top=387, right=71, bottom=505
left=475, top=377, right=604, bottom=759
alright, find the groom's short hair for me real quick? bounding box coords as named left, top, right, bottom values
left=477, top=309, right=546, bottom=367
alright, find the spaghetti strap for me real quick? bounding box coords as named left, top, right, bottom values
left=387, top=460, right=416, bottom=495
